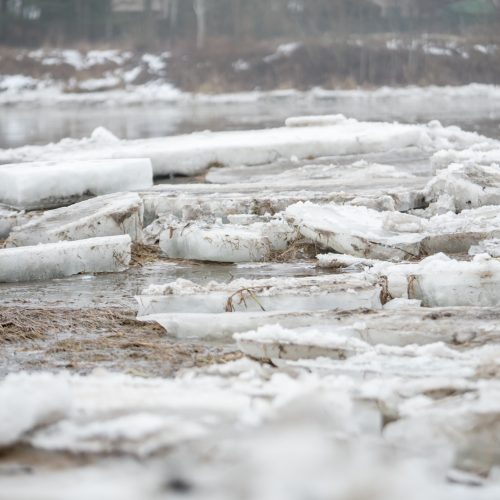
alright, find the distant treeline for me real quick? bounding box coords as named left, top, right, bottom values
left=1, top=0, right=499, bottom=47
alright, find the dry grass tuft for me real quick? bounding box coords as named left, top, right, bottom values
left=0, top=307, right=158, bottom=344
left=270, top=239, right=319, bottom=263
left=131, top=243, right=163, bottom=266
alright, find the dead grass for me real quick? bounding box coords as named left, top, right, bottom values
left=131, top=243, right=163, bottom=267
left=270, top=239, right=320, bottom=263
left=0, top=306, right=243, bottom=376
left=0, top=307, right=155, bottom=343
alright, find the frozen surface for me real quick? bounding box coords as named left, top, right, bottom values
left=7, top=193, right=144, bottom=247
left=0, top=116, right=489, bottom=178
left=0, top=235, right=131, bottom=283
left=0, top=158, right=153, bottom=210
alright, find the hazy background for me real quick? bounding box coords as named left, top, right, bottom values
left=1, top=0, right=500, bottom=48
left=1, top=1, right=499, bottom=146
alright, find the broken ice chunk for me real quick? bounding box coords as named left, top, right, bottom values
left=234, top=323, right=485, bottom=366
left=0, top=159, right=153, bottom=210
left=6, top=193, right=144, bottom=247
left=0, top=235, right=131, bottom=282
left=425, top=162, right=500, bottom=212
left=158, top=218, right=297, bottom=263
left=286, top=203, right=424, bottom=260
left=384, top=383, right=500, bottom=476
left=236, top=324, right=369, bottom=362
left=0, top=204, right=22, bottom=239
left=287, top=202, right=500, bottom=260
left=469, top=238, right=500, bottom=257
left=135, top=274, right=382, bottom=316
left=0, top=373, right=71, bottom=448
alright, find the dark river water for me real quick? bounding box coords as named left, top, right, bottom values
left=1, top=94, right=499, bottom=148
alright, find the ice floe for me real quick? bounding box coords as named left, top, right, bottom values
left=0, top=158, right=153, bottom=210
left=157, top=217, right=296, bottom=263
left=0, top=235, right=131, bottom=282
left=136, top=274, right=382, bottom=316
left=0, top=116, right=488, bottom=178
left=287, top=203, right=500, bottom=260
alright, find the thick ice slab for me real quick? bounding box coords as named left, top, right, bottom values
left=138, top=310, right=341, bottom=340
left=141, top=186, right=424, bottom=227
left=287, top=203, right=500, bottom=260
left=206, top=158, right=424, bottom=190
left=0, top=158, right=153, bottom=210
left=157, top=218, right=296, bottom=263
left=0, top=117, right=487, bottom=177
left=7, top=193, right=144, bottom=247
left=0, top=235, right=131, bottom=282
left=235, top=306, right=500, bottom=362
left=136, top=274, right=382, bottom=316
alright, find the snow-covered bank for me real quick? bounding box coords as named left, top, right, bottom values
left=1, top=79, right=500, bottom=111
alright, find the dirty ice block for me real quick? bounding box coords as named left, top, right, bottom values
left=158, top=218, right=296, bottom=263
left=7, top=193, right=144, bottom=247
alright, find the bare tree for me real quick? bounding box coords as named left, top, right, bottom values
left=193, top=0, right=207, bottom=49
left=0, top=0, right=7, bottom=41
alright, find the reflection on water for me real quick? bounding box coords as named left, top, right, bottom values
left=0, top=261, right=328, bottom=309
left=1, top=96, right=499, bottom=148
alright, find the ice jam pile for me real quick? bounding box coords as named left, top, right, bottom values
left=1, top=115, right=500, bottom=500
